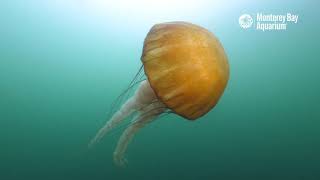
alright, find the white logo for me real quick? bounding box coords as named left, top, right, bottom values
left=238, top=13, right=299, bottom=31
left=239, top=14, right=253, bottom=29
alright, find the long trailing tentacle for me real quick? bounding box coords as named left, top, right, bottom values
left=89, top=66, right=146, bottom=148
left=89, top=67, right=170, bottom=166
left=108, top=65, right=145, bottom=119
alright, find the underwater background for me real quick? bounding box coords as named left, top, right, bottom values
left=0, top=0, right=319, bottom=179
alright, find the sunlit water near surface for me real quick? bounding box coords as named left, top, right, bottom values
left=0, top=0, right=319, bottom=179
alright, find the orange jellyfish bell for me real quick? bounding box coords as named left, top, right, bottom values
left=90, top=21, right=229, bottom=166
left=142, top=22, right=229, bottom=120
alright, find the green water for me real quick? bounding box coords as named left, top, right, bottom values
left=1, top=0, right=319, bottom=179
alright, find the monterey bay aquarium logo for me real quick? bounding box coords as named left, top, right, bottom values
left=239, top=13, right=299, bottom=31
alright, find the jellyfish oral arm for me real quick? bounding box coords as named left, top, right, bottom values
left=88, top=97, right=139, bottom=147
left=113, top=101, right=165, bottom=166
left=89, top=80, right=166, bottom=165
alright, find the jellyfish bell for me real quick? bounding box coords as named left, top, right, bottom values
left=143, top=21, right=229, bottom=119
left=89, top=21, right=229, bottom=166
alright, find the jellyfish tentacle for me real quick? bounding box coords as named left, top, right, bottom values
left=89, top=79, right=167, bottom=166
left=89, top=80, right=161, bottom=148
left=113, top=102, right=166, bottom=167
left=99, top=100, right=163, bottom=139
left=89, top=97, right=142, bottom=148
left=113, top=118, right=148, bottom=167
left=108, top=65, right=144, bottom=118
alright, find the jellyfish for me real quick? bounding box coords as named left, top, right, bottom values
left=89, top=21, right=229, bottom=166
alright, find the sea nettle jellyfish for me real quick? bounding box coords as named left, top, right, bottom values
left=89, top=21, right=229, bottom=166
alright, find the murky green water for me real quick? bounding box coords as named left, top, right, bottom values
left=0, top=1, right=319, bottom=179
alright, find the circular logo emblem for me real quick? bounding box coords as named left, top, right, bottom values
left=239, top=14, right=253, bottom=29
